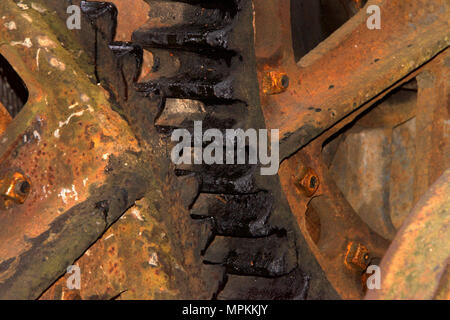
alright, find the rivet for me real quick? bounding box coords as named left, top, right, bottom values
left=262, top=71, right=289, bottom=95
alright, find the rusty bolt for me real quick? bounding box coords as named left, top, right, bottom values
left=295, top=167, right=320, bottom=197
left=0, top=171, right=31, bottom=209
left=344, top=242, right=371, bottom=272
left=262, top=71, right=289, bottom=95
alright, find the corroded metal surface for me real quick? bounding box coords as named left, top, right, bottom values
left=0, top=101, right=12, bottom=135
left=41, top=198, right=189, bottom=300
left=330, top=126, right=397, bottom=240
left=97, top=0, right=149, bottom=41
left=414, top=53, right=450, bottom=204
left=0, top=0, right=144, bottom=299
left=365, top=168, right=450, bottom=300
left=0, top=0, right=227, bottom=300
left=256, top=0, right=449, bottom=299
left=277, top=47, right=449, bottom=299
left=41, top=0, right=308, bottom=301
left=254, top=0, right=449, bottom=159
left=363, top=49, right=450, bottom=300
left=0, top=0, right=448, bottom=301
left=278, top=142, right=389, bottom=299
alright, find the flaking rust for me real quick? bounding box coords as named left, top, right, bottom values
left=41, top=198, right=182, bottom=300
left=0, top=0, right=144, bottom=299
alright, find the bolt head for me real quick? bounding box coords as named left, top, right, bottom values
left=262, top=72, right=289, bottom=95
left=0, top=171, right=31, bottom=209
left=345, top=242, right=371, bottom=271
left=295, top=167, right=320, bottom=197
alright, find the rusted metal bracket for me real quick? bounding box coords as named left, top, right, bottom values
left=276, top=34, right=449, bottom=300
left=253, top=0, right=449, bottom=159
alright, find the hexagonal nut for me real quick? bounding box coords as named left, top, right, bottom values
left=344, top=242, right=371, bottom=272
left=262, top=71, right=289, bottom=95
left=294, top=167, right=320, bottom=197
left=0, top=171, right=31, bottom=209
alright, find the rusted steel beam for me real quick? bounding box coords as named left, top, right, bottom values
left=0, top=0, right=148, bottom=299
left=253, top=0, right=449, bottom=159
left=292, top=49, right=449, bottom=154
left=365, top=168, right=450, bottom=300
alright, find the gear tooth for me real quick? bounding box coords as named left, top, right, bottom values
left=191, top=192, right=273, bottom=237
left=156, top=100, right=244, bottom=130
left=143, top=1, right=231, bottom=29
left=132, top=25, right=230, bottom=52
left=204, top=235, right=297, bottom=277
left=158, top=0, right=239, bottom=12
left=203, top=236, right=231, bottom=264
left=94, top=42, right=143, bottom=104
left=136, top=77, right=235, bottom=101
left=175, top=175, right=201, bottom=209
left=109, top=42, right=143, bottom=61
left=172, top=137, right=259, bottom=195
left=109, top=43, right=144, bottom=83
left=140, top=50, right=231, bottom=85
left=218, top=268, right=310, bottom=300
left=226, top=235, right=298, bottom=277
left=201, top=264, right=227, bottom=299
left=190, top=194, right=211, bottom=218
left=199, top=171, right=256, bottom=194
left=195, top=218, right=216, bottom=254
left=174, top=167, right=198, bottom=177
left=156, top=98, right=206, bottom=127
left=81, top=1, right=118, bottom=42
left=170, top=140, right=202, bottom=174
left=81, top=0, right=117, bottom=16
